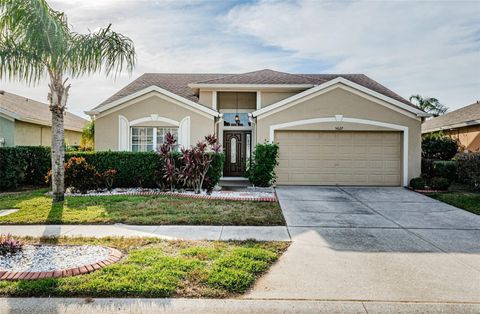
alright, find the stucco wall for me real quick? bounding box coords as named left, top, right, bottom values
left=198, top=91, right=213, bottom=108
left=94, top=92, right=214, bottom=151
left=0, top=115, right=15, bottom=147
left=217, top=92, right=256, bottom=110
left=444, top=125, right=480, bottom=152
left=255, top=86, right=422, bottom=183
left=261, top=91, right=297, bottom=108
left=14, top=121, right=81, bottom=146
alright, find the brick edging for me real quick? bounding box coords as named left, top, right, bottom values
left=67, top=191, right=278, bottom=202
left=0, top=247, right=122, bottom=281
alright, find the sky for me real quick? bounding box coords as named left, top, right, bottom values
left=1, top=0, right=479, bottom=119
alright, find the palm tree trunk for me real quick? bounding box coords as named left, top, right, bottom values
left=49, top=75, right=70, bottom=203
left=51, top=106, right=65, bottom=202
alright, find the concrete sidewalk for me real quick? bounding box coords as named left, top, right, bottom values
left=0, top=224, right=291, bottom=241
left=1, top=298, right=479, bottom=314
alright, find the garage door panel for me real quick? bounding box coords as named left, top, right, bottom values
left=275, top=131, right=401, bottom=186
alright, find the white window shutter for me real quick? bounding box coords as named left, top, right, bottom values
left=118, top=115, right=130, bottom=151
left=178, top=116, right=190, bottom=148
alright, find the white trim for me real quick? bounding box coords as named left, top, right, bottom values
left=212, top=91, right=217, bottom=110
left=256, top=91, right=262, bottom=110
left=0, top=110, right=15, bottom=122
left=86, top=85, right=219, bottom=117
left=129, top=115, right=180, bottom=126
left=253, top=77, right=429, bottom=118
left=179, top=116, right=191, bottom=148
left=188, top=83, right=313, bottom=90
left=219, top=109, right=253, bottom=113
left=269, top=116, right=410, bottom=187
left=118, top=115, right=130, bottom=151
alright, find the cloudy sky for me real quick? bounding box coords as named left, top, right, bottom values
left=1, top=0, right=479, bottom=118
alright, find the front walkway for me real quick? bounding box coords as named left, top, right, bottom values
left=0, top=224, right=290, bottom=241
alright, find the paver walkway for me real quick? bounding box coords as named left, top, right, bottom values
left=0, top=224, right=290, bottom=241
left=246, top=186, right=480, bottom=303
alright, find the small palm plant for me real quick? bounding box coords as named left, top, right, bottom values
left=0, top=0, right=136, bottom=202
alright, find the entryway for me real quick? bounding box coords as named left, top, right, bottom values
left=223, top=130, right=252, bottom=177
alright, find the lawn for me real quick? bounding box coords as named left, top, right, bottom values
left=425, top=191, right=480, bottom=215
left=0, top=190, right=285, bottom=225
left=0, top=237, right=289, bottom=297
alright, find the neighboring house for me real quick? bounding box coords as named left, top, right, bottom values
left=86, top=69, right=428, bottom=186
left=422, top=101, right=480, bottom=152
left=0, top=91, right=87, bottom=147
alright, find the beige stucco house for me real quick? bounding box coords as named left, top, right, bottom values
left=422, top=101, right=480, bottom=152
left=86, top=69, right=428, bottom=186
left=0, top=91, right=86, bottom=147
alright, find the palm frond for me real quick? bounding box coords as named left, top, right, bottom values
left=66, top=24, right=136, bottom=78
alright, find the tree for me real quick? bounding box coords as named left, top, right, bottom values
left=0, top=0, right=135, bottom=201
left=409, top=94, right=448, bottom=117
left=80, top=120, right=94, bottom=151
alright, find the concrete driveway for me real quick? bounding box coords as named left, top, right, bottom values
left=246, top=186, right=480, bottom=303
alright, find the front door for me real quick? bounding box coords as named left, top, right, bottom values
left=223, top=131, right=251, bottom=177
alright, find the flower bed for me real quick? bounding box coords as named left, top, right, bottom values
left=50, top=188, right=277, bottom=202
left=0, top=245, right=122, bottom=280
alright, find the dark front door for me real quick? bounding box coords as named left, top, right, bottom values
left=223, top=131, right=251, bottom=177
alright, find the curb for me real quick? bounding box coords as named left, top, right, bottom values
left=0, top=248, right=122, bottom=281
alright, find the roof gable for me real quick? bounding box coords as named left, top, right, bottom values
left=252, top=77, right=429, bottom=119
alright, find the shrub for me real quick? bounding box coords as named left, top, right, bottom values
left=410, top=177, right=426, bottom=190
left=204, top=152, right=224, bottom=191
left=429, top=177, right=451, bottom=190
left=66, top=151, right=162, bottom=188
left=178, top=135, right=222, bottom=194
left=247, top=143, right=280, bottom=187
left=0, top=146, right=50, bottom=190
left=97, top=169, right=117, bottom=190
left=422, top=133, right=458, bottom=160
left=0, top=234, right=23, bottom=255
left=456, top=153, right=480, bottom=190
left=421, top=159, right=457, bottom=182
left=64, top=157, right=98, bottom=193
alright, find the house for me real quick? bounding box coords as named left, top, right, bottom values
left=0, top=91, right=87, bottom=147
left=422, top=101, right=480, bottom=152
left=86, top=69, right=428, bottom=186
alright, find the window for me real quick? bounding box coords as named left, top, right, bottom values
left=131, top=127, right=178, bottom=152
left=230, top=137, right=237, bottom=163
left=223, top=113, right=251, bottom=127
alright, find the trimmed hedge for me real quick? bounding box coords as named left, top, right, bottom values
left=456, top=153, right=480, bottom=190
left=421, top=159, right=457, bottom=182
left=0, top=146, right=50, bottom=190
left=0, top=147, right=224, bottom=191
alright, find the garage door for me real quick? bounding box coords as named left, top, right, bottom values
left=275, top=131, right=402, bottom=186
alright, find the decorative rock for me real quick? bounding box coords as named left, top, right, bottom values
left=0, top=245, right=122, bottom=281
left=0, top=209, right=19, bottom=217
left=47, top=188, right=277, bottom=202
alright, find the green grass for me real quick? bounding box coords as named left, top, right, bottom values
left=0, top=189, right=285, bottom=225
left=0, top=237, right=289, bottom=297
left=425, top=191, right=480, bottom=215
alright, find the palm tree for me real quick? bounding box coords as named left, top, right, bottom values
left=409, top=94, right=448, bottom=117
left=0, top=0, right=135, bottom=201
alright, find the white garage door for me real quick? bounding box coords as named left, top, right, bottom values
left=275, top=131, right=402, bottom=186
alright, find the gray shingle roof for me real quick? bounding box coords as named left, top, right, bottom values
left=193, top=69, right=314, bottom=85
left=422, top=101, right=480, bottom=132
left=93, top=70, right=417, bottom=111
left=0, top=91, right=87, bottom=131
